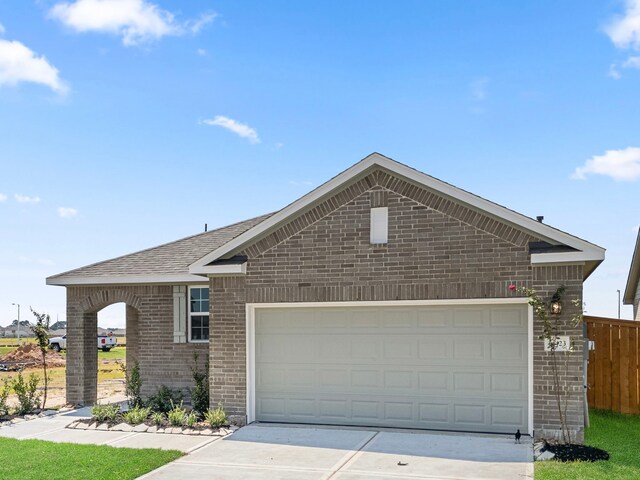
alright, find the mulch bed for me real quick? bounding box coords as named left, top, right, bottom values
left=545, top=443, right=610, bottom=462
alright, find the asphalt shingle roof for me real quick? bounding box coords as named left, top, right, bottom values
left=48, top=214, right=272, bottom=280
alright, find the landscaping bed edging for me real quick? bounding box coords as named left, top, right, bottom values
left=67, top=419, right=239, bottom=437
left=0, top=407, right=71, bottom=428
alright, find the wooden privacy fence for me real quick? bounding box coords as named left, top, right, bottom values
left=586, top=316, right=640, bottom=414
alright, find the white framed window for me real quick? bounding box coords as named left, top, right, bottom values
left=370, top=207, right=388, bottom=244
left=189, top=286, right=209, bottom=342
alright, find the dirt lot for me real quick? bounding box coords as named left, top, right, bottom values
left=0, top=341, right=126, bottom=408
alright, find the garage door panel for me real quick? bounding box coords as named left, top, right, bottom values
left=490, top=373, right=525, bottom=395
left=418, top=340, right=449, bottom=359
left=418, top=371, right=449, bottom=392
left=452, top=308, right=487, bottom=327
left=453, top=404, right=486, bottom=425
left=419, top=403, right=450, bottom=423
left=254, top=304, right=528, bottom=433
left=352, top=400, right=379, bottom=420
left=381, top=309, right=417, bottom=328
left=491, top=405, right=525, bottom=426
left=490, top=307, right=527, bottom=328
left=417, top=309, right=450, bottom=327
left=490, top=340, right=525, bottom=362
left=453, top=372, right=485, bottom=393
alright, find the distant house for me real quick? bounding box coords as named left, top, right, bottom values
left=0, top=323, right=33, bottom=338
left=624, top=230, right=640, bottom=320
left=50, top=321, right=67, bottom=331
left=47, top=153, right=605, bottom=441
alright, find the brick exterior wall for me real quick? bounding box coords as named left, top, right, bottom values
left=209, top=169, right=586, bottom=440
left=531, top=265, right=585, bottom=442
left=66, top=285, right=207, bottom=405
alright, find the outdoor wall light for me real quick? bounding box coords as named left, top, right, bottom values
left=550, top=300, right=562, bottom=315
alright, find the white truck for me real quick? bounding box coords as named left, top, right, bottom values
left=49, top=335, right=118, bottom=352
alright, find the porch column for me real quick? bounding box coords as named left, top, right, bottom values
left=125, top=305, right=140, bottom=372
left=66, top=306, right=98, bottom=405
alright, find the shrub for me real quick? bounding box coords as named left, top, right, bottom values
left=204, top=402, right=228, bottom=428
left=184, top=411, right=197, bottom=428
left=119, top=361, right=143, bottom=409
left=0, top=380, right=10, bottom=416
left=13, top=372, right=40, bottom=415
left=167, top=401, right=186, bottom=427
left=151, top=411, right=165, bottom=426
left=92, top=403, right=120, bottom=423
left=146, top=385, right=183, bottom=414
left=190, top=353, right=209, bottom=415
left=122, top=405, right=150, bottom=425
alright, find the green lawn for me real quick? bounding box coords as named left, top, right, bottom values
left=536, top=410, right=640, bottom=479
left=0, top=437, right=181, bottom=480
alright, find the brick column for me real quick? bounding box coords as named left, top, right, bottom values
left=125, top=305, right=139, bottom=372
left=66, top=306, right=98, bottom=405
left=210, top=276, right=247, bottom=423
left=532, top=265, right=585, bottom=442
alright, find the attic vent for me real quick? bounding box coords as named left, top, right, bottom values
left=370, top=207, right=388, bottom=244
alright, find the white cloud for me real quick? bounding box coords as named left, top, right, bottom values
left=623, top=55, right=640, bottom=68
left=0, top=23, right=5, bottom=35
left=186, top=12, right=217, bottom=34
left=14, top=194, right=41, bottom=203
left=57, top=206, right=78, bottom=218
left=572, top=147, right=640, bottom=181
left=196, top=48, right=207, bottom=56
left=605, top=1, right=640, bottom=77
left=0, top=39, right=68, bottom=94
left=608, top=63, right=622, bottom=79
left=50, top=0, right=216, bottom=46
left=605, top=0, right=640, bottom=50
left=202, top=116, right=261, bottom=144
left=0, top=193, right=7, bottom=202
left=470, top=77, right=489, bottom=101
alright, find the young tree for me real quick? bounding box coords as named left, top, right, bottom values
left=509, top=284, right=582, bottom=443
left=30, top=308, right=51, bottom=410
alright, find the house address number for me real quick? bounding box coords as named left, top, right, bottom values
left=544, top=335, right=572, bottom=352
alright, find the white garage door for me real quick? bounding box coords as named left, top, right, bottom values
left=254, top=304, right=529, bottom=434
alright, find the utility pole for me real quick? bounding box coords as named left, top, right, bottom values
left=617, top=290, right=621, bottom=319
left=11, top=303, right=20, bottom=344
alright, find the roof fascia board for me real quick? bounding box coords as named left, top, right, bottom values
left=190, top=263, right=247, bottom=276
left=189, top=158, right=377, bottom=271
left=623, top=231, right=640, bottom=304
left=190, top=153, right=605, bottom=271
left=46, top=274, right=209, bottom=287
left=530, top=251, right=604, bottom=266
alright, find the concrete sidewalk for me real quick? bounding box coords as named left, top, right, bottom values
left=1, top=411, right=533, bottom=479
left=0, top=407, right=217, bottom=453
left=142, top=424, right=534, bottom=480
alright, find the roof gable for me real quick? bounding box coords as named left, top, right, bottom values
left=190, top=153, right=605, bottom=278
left=624, top=230, right=640, bottom=305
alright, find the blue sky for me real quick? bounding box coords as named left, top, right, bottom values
left=1, top=0, right=639, bottom=327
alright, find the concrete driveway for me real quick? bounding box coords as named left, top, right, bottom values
left=141, top=424, right=533, bottom=480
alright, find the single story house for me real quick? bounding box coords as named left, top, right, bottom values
left=47, top=153, right=605, bottom=440
left=624, top=229, right=640, bottom=320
